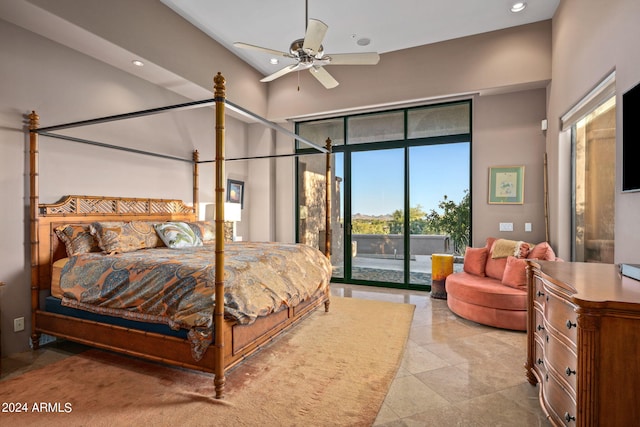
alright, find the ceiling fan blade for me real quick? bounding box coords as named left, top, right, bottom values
left=327, top=52, right=380, bottom=65
left=302, top=19, right=328, bottom=54
left=233, top=42, right=292, bottom=58
left=310, top=66, right=339, bottom=89
left=260, top=64, right=301, bottom=82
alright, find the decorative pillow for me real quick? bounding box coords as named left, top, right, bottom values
left=54, top=224, right=100, bottom=256
left=187, top=221, right=233, bottom=244
left=463, top=246, right=488, bottom=276
left=502, top=256, right=528, bottom=289
left=485, top=240, right=508, bottom=280
left=154, top=222, right=203, bottom=248
left=90, top=221, right=164, bottom=254
left=187, top=221, right=215, bottom=243
left=528, top=242, right=557, bottom=261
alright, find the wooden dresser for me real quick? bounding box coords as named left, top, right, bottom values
left=526, top=261, right=640, bottom=426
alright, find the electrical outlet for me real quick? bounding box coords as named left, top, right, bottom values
left=14, top=317, right=25, bottom=332
left=499, top=222, right=513, bottom=232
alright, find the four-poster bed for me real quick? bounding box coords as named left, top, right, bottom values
left=28, top=73, right=333, bottom=399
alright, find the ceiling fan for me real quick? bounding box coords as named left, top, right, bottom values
left=233, top=1, right=380, bottom=89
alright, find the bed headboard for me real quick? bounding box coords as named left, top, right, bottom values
left=35, top=195, right=197, bottom=290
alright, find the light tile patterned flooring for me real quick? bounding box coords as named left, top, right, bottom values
left=331, top=284, right=551, bottom=427
left=2, top=284, right=551, bottom=426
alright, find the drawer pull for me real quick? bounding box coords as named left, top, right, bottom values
left=564, top=412, right=576, bottom=422
left=546, top=335, right=549, bottom=343
left=537, top=358, right=544, bottom=365
left=565, top=367, right=576, bottom=376
left=537, top=324, right=545, bottom=331
left=537, top=290, right=545, bottom=297
left=566, top=319, right=577, bottom=329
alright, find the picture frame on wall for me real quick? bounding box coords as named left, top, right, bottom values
left=488, top=166, right=524, bottom=204
left=226, top=179, right=244, bottom=208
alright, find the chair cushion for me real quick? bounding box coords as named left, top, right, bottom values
left=445, top=272, right=526, bottom=311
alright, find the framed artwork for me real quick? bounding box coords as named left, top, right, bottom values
left=488, top=166, right=524, bottom=204
left=226, top=179, right=244, bottom=207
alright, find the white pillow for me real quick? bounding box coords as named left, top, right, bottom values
left=154, top=222, right=203, bottom=249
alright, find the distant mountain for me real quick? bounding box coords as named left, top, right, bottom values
left=352, top=213, right=393, bottom=221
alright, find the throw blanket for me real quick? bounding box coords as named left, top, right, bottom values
left=58, top=242, right=332, bottom=360
left=491, top=239, right=533, bottom=259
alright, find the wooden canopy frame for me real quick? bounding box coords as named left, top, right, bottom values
left=27, top=73, right=333, bottom=398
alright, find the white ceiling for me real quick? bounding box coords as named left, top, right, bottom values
left=162, top=0, right=560, bottom=76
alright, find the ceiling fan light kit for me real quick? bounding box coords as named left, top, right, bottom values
left=234, top=4, right=379, bottom=89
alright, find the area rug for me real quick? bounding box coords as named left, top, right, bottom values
left=0, top=297, right=414, bottom=427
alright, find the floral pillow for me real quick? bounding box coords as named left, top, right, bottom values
left=187, top=221, right=215, bottom=243
left=155, top=222, right=203, bottom=249
left=90, top=221, right=164, bottom=254
left=187, top=221, right=233, bottom=243
left=55, top=224, right=100, bottom=256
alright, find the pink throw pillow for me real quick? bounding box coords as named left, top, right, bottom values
left=463, top=246, right=488, bottom=276
left=529, top=242, right=557, bottom=260
left=502, top=256, right=528, bottom=290
left=485, top=240, right=507, bottom=280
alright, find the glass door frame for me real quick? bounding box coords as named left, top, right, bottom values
left=295, top=101, right=472, bottom=290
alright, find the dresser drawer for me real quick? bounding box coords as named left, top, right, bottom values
left=544, top=289, right=578, bottom=346
left=545, top=332, right=578, bottom=393
left=543, top=371, right=577, bottom=425
left=533, top=338, right=546, bottom=380
left=533, top=307, right=545, bottom=339
left=533, top=276, right=546, bottom=310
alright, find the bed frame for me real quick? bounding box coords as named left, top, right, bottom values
left=28, top=73, right=333, bottom=399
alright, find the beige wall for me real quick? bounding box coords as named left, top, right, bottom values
left=25, top=0, right=268, bottom=116
left=473, top=89, right=548, bottom=246
left=546, top=0, right=640, bottom=261
left=266, top=21, right=551, bottom=121
left=0, top=18, right=256, bottom=355
left=266, top=21, right=553, bottom=246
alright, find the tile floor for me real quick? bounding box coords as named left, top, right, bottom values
left=331, top=284, right=551, bottom=427
left=1, top=284, right=551, bottom=426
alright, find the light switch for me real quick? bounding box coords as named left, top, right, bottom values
left=499, top=222, right=514, bottom=232
left=525, top=223, right=532, bottom=232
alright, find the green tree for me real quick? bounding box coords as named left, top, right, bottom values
left=425, top=190, right=470, bottom=254
left=352, top=218, right=389, bottom=234
left=389, top=205, right=430, bottom=234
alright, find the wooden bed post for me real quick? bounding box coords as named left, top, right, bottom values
left=213, top=72, right=226, bottom=399
left=324, top=138, right=332, bottom=313
left=324, top=138, right=332, bottom=259
left=193, top=150, right=199, bottom=219
left=29, top=111, right=42, bottom=349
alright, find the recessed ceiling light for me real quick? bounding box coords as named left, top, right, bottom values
left=511, top=2, right=527, bottom=13
left=270, top=58, right=279, bottom=65
left=132, top=60, right=144, bottom=67
left=356, top=37, right=371, bottom=47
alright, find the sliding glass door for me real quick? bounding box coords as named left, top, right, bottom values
left=297, top=100, right=471, bottom=289
left=350, top=148, right=405, bottom=284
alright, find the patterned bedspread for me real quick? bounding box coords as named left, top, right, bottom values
left=58, top=242, right=332, bottom=360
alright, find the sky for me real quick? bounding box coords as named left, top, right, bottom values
left=335, top=142, right=470, bottom=217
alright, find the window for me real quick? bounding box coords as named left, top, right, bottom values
left=296, top=100, right=471, bottom=289
left=561, top=72, right=616, bottom=263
